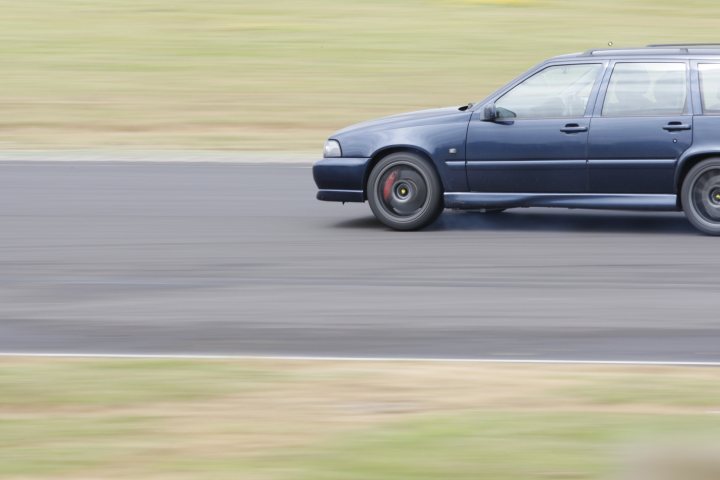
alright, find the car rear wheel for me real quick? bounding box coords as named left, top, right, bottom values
left=367, top=152, right=443, bottom=231
left=682, top=158, right=720, bottom=235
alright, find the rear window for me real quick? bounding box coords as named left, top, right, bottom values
left=699, top=64, right=720, bottom=114
left=602, top=63, right=687, bottom=117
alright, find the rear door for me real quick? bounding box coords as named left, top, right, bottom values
left=588, top=61, right=693, bottom=193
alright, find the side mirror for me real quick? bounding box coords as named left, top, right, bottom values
left=482, top=103, right=498, bottom=122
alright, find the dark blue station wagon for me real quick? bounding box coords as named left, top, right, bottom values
left=313, top=44, right=720, bottom=234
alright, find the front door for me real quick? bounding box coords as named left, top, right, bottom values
left=466, top=63, right=604, bottom=192
left=588, top=62, right=693, bottom=194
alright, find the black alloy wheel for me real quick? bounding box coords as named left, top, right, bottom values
left=367, top=152, right=443, bottom=231
left=682, top=158, right=720, bottom=235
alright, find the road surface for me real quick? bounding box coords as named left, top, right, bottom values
left=1, top=161, right=719, bottom=361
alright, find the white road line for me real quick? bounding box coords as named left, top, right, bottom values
left=0, top=352, right=719, bottom=366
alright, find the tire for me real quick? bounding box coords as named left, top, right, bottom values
left=681, top=158, right=720, bottom=236
left=367, top=152, right=443, bottom=231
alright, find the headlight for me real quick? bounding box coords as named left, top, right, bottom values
left=323, top=139, right=342, bottom=158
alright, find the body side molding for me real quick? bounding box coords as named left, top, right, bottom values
left=444, top=192, right=678, bottom=211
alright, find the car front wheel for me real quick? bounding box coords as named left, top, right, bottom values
left=682, top=158, right=720, bottom=235
left=367, top=152, right=443, bottom=231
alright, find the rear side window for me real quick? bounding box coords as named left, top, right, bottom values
left=699, top=64, right=720, bottom=114
left=495, top=64, right=602, bottom=119
left=602, top=63, right=687, bottom=117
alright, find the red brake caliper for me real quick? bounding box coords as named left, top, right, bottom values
left=383, top=170, right=398, bottom=201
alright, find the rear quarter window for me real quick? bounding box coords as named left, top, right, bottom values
left=699, top=64, right=720, bottom=114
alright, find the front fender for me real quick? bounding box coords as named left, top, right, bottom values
left=335, top=114, right=471, bottom=192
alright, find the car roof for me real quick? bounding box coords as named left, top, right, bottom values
left=549, top=44, right=720, bottom=61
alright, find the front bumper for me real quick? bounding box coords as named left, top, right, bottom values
left=312, top=157, right=370, bottom=203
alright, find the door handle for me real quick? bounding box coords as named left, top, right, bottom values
left=663, top=122, right=691, bottom=131
left=560, top=124, right=588, bottom=133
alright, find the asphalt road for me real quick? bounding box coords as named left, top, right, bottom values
left=1, top=161, right=719, bottom=362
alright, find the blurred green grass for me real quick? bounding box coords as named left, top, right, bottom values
left=287, top=413, right=720, bottom=480
left=2, top=359, right=720, bottom=479
left=2, top=0, right=720, bottom=151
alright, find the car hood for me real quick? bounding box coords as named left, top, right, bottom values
left=332, top=106, right=468, bottom=137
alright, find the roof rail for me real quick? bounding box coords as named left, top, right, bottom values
left=647, top=43, right=720, bottom=48
left=581, top=44, right=720, bottom=56
left=583, top=47, right=686, bottom=56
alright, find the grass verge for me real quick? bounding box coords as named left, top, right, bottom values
left=4, top=0, right=720, bottom=150
left=1, top=358, right=720, bottom=479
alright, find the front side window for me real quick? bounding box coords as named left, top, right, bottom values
left=495, top=63, right=602, bottom=119
left=602, top=62, right=687, bottom=117
left=699, top=64, right=720, bottom=114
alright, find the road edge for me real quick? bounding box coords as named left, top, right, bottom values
left=1, top=352, right=719, bottom=367
left=0, top=150, right=316, bottom=164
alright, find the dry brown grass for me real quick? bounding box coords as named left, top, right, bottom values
left=2, top=358, right=720, bottom=479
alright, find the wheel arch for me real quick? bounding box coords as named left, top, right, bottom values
left=676, top=152, right=720, bottom=207
left=363, top=146, right=443, bottom=200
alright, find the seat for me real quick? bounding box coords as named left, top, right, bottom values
left=604, top=69, right=654, bottom=116
left=650, top=71, right=687, bottom=115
